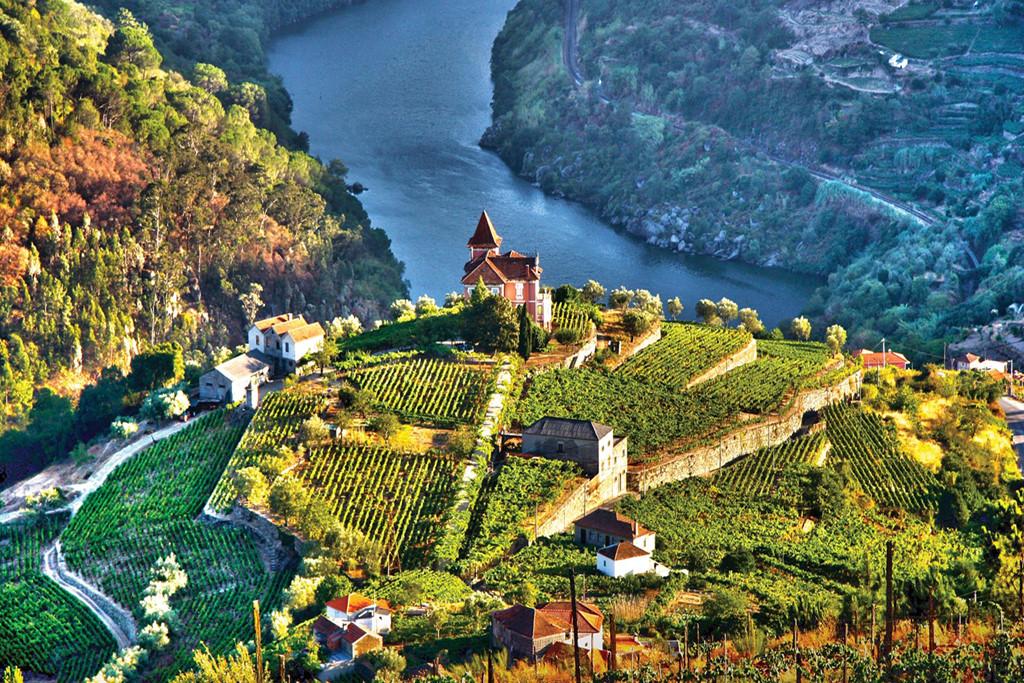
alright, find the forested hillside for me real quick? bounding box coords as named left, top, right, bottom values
left=0, top=1, right=406, bottom=459
left=486, top=0, right=1024, bottom=354
left=82, top=0, right=369, bottom=145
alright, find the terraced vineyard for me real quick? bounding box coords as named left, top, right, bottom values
left=518, top=351, right=829, bottom=457
left=302, top=445, right=461, bottom=569
left=619, top=322, right=751, bottom=389
left=61, top=410, right=292, bottom=679
left=553, top=302, right=594, bottom=340
left=0, top=515, right=116, bottom=682
left=714, top=432, right=829, bottom=497
left=824, top=405, right=938, bottom=512
left=346, top=357, right=493, bottom=426
left=209, top=387, right=327, bottom=511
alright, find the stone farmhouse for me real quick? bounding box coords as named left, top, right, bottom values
left=198, top=352, right=272, bottom=404
left=491, top=601, right=604, bottom=661
left=461, top=211, right=552, bottom=328
left=522, top=417, right=628, bottom=499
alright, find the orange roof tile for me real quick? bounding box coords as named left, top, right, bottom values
left=253, top=314, right=291, bottom=331
left=597, top=541, right=650, bottom=561
left=284, top=322, right=325, bottom=343
left=492, top=604, right=571, bottom=639
left=270, top=317, right=308, bottom=335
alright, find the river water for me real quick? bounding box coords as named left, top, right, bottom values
left=268, top=0, right=817, bottom=325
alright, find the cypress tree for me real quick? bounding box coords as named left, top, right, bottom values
left=517, top=305, right=533, bottom=360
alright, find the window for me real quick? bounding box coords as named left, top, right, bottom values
left=490, top=286, right=500, bottom=296
left=285, top=342, right=290, bottom=352
left=515, top=282, right=524, bottom=299
left=556, top=441, right=564, bottom=454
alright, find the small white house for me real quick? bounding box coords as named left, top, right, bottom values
left=198, top=352, right=272, bottom=403
left=281, top=322, right=326, bottom=372
left=324, top=594, right=392, bottom=635
left=596, top=541, right=670, bottom=579
left=247, top=314, right=293, bottom=354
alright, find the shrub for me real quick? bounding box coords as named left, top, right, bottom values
left=110, top=416, right=139, bottom=439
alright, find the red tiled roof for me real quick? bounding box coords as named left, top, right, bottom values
left=855, top=350, right=909, bottom=368
left=492, top=604, right=570, bottom=639
left=341, top=623, right=371, bottom=644
left=461, top=252, right=542, bottom=286
left=313, top=616, right=342, bottom=638
left=539, top=601, right=604, bottom=634
left=575, top=509, right=653, bottom=539
left=326, top=594, right=390, bottom=614
left=597, top=541, right=650, bottom=561
left=468, top=211, right=502, bottom=249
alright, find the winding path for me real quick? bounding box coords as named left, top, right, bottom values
left=42, top=542, right=136, bottom=650
left=559, top=0, right=950, bottom=234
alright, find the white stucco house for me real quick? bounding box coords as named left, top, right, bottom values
left=247, top=313, right=326, bottom=374
left=596, top=541, right=670, bottom=578
left=324, top=594, right=392, bottom=635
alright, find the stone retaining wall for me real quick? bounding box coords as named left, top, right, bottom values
left=628, top=371, right=862, bottom=493
left=686, top=338, right=758, bottom=388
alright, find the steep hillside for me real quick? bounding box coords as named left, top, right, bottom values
left=0, top=1, right=406, bottom=458
left=486, top=0, right=1024, bottom=353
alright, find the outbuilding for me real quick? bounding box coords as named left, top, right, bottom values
left=198, top=352, right=272, bottom=403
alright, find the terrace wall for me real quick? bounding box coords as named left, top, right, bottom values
left=534, top=460, right=627, bottom=537
left=685, top=338, right=758, bottom=389
left=627, top=371, right=863, bottom=493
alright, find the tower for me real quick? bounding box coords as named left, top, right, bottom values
left=467, top=210, right=502, bottom=260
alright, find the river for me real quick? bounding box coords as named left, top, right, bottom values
left=268, top=0, right=818, bottom=326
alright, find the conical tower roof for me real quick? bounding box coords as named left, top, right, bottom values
left=467, top=210, right=502, bottom=249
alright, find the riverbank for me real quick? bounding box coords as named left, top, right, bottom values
left=268, top=0, right=819, bottom=326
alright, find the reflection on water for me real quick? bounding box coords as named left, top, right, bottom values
left=269, top=0, right=817, bottom=326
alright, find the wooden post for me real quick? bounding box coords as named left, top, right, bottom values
left=793, top=618, right=801, bottom=683
left=569, top=572, right=583, bottom=683
left=842, top=623, right=849, bottom=683
left=871, top=603, right=877, bottom=660
left=253, top=600, right=264, bottom=683
left=883, top=540, right=894, bottom=675
left=683, top=622, right=689, bottom=671
left=487, top=648, right=494, bottom=683
left=279, top=654, right=287, bottom=683
left=609, top=617, right=617, bottom=672
left=929, top=584, right=936, bottom=657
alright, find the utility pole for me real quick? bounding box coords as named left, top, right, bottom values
left=883, top=540, right=895, bottom=678
left=487, top=648, right=494, bottom=683
left=1018, top=546, right=1024, bottom=623
left=871, top=604, right=877, bottom=660
left=569, top=572, right=583, bottom=683
left=683, top=622, right=689, bottom=671
left=882, top=338, right=887, bottom=368
left=279, top=654, right=287, bottom=683
left=793, top=618, right=801, bottom=683
left=253, top=600, right=264, bottom=683
left=842, top=623, right=849, bottom=683
left=609, top=617, right=617, bottom=672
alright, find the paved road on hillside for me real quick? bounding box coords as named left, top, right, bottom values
left=559, top=0, right=950, bottom=235
left=999, top=396, right=1024, bottom=472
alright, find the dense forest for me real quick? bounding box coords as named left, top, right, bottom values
left=0, top=0, right=406, bottom=475
left=81, top=0, right=367, bottom=146
left=486, top=0, right=1024, bottom=356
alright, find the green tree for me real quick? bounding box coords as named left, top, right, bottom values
left=389, top=298, right=416, bottom=322
left=517, top=305, right=533, bottom=360
left=696, top=299, right=723, bottom=326
left=716, top=298, right=739, bottom=326
left=415, top=295, right=439, bottom=316
left=129, top=342, right=184, bottom=392
left=463, top=295, right=518, bottom=353
left=622, top=309, right=655, bottom=340
left=609, top=286, right=634, bottom=310
left=3, top=666, right=24, bottom=683
left=234, top=467, right=269, bottom=507
left=667, top=296, right=684, bottom=320
left=581, top=280, right=606, bottom=304
left=790, top=316, right=812, bottom=341
left=269, top=477, right=311, bottom=527
left=368, top=413, right=401, bottom=446
left=737, top=308, right=763, bottom=336
left=193, top=63, right=228, bottom=94
left=470, top=278, right=490, bottom=305
left=107, top=9, right=162, bottom=72
left=825, top=324, right=848, bottom=355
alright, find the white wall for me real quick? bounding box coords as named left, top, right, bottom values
left=597, top=552, right=653, bottom=578
left=248, top=327, right=264, bottom=353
